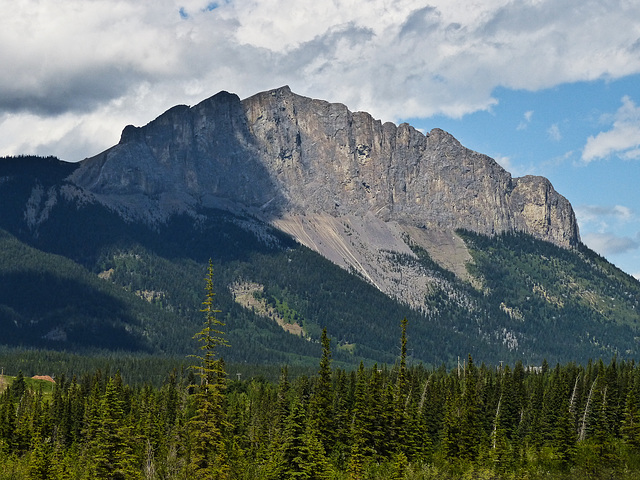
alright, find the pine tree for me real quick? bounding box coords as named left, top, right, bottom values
left=308, top=328, right=334, bottom=453
left=90, top=377, right=138, bottom=480
left=10, top=371, right=27, bottom=401
left=366, top=365, right=391, bottom=458
left=346, top=441, right=366, bottom=480
left=349, top=362, right=373, bottom=478
left=0, top=392, right=17, bottom=453
left=553, top=396, right=577, bottom=471
left=27, top=389, right=53, bottom=480
left=496, top=365, right=519, bottom=440
left=189, top=259, right=231, bottom=480
left=331, top=368, right=352, bottom=466
left=458, top=355, right=484, bottom=462
left=586, top=376, right=621, bottom=471
left=393, top=318, right=409, bottom=456
left=272, top=365, right=291, bottom=442
left=440, top=376, right=462, bottom=462
left=268, top=398, right=331, bottom=480
left=66, top=376, right=85, bottom=446
left=397, top=318, right=408, bottom=396
left=526, top=370, right=545, bottom=449
left=28, top=431, right=52, bottom=480
left=622, top=382, right=640, bottom=450
left=389, top=451, right=408, bottom=480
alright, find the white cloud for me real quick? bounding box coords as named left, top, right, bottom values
left=3, top=0, right=640, bottom=160
left=582, top=96, right=640, bottom=162
left=575, top=204, right=635, bottom=228
left=517, top=110, right=533, bottom=130
left=547, top=123, right=562, bottom=141
left=582, top=232, right=639, bottom=256
left=575, top=205, right=639, bottom=260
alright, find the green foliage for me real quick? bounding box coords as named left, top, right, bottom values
left=458, top=230, right=640, bottom=363
left=4, top=348, right=640, bottom=478
left=267, top=397, right=332, bottom=480
left=189, top=260, right=231, bottom=479
left=88, top=376, right=140, bottom=479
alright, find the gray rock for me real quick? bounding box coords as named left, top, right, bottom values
left=71, top=85, right=579, bottom=247
left=69, top=86, right=580, bottom=309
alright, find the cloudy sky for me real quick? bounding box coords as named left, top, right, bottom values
left=3, top=0, right=640, bottom=277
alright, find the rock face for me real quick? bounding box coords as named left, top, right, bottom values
left=71, top=86, right=579, bottom=247
left=70, top=86, right=580, bottom=309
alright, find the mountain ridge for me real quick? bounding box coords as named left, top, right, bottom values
left=3, top=88, right=636, bottom=369
left=67, top=85, right=580, bottom=311
left=70, top=86, right=579, bottom=247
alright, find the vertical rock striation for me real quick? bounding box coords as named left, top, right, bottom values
left=71, top=86, right=579, bottom=248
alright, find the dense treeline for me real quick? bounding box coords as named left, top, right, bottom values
left=0, top=348, right=318, bottom=387
left=3, top=329, right=640, bottom=478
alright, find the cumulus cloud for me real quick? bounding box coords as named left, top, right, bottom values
left=3, top=0, right=640, bottom=160
left=575, top=204, right=634, bottom=231
left=582, top=232, right=639, bottom=256
left=575, top=204, right=640, bottom=259
left=582, top=96, right=640, bottom=162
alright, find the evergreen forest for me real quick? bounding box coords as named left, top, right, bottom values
left=3, top=271, right=640, bottom=479
left=4, top=156, right=640, bottom=478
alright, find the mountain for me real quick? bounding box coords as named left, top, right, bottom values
left=72, top=86, right=578, bottom=248
left=1, top=87, right=639, bottom=368
left=70, top=86, right=578, bottom=311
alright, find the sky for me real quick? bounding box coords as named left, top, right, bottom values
left=2, top=0, right=640, bottom=277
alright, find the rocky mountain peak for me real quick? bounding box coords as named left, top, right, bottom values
left=244, top=86, right=578, bottom=247
left=63, top=86, right=582, bottom=311
left=70, top=85, right=579, bottom=248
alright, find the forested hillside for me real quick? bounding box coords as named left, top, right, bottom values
left=2, top=322, right=640, bottom=479
left=459, top=231, right=640, bottom=360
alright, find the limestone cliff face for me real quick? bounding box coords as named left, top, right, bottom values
left=242, top=87, right=579, bottom=247
left=69, top=86, right=581, bottom=310
left=70, top=91, right=281, bottom=220
left=71, top=85, right=579, bottom=247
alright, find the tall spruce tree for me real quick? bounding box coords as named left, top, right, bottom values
left=189, top=259, right=231, bottom=480
left=309, top=328, right=334, bottom=453
left=553, top=395, right=577, bottom=471
left=440, top=376, right=462, bottom=462
left=458, top=355, right=484, bottom=462
left=90, top=377, right=138, bottom=480
left=393, top=318, right=409, bottom=456
left=348, top=362, right=373, bottom=478
left=268, top=398, right=332, bottom=480
left=622, top=381, right=640, bottom=450
left=0, top=391, right=17, bottom=453
left=274, top=365, right=291, bottom=440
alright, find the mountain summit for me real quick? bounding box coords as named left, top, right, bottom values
left=6, top=87, right=625, bottom=367
left=71, top=86, right=579, bottom=247
left=69, top=86, right=580, bottom=310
